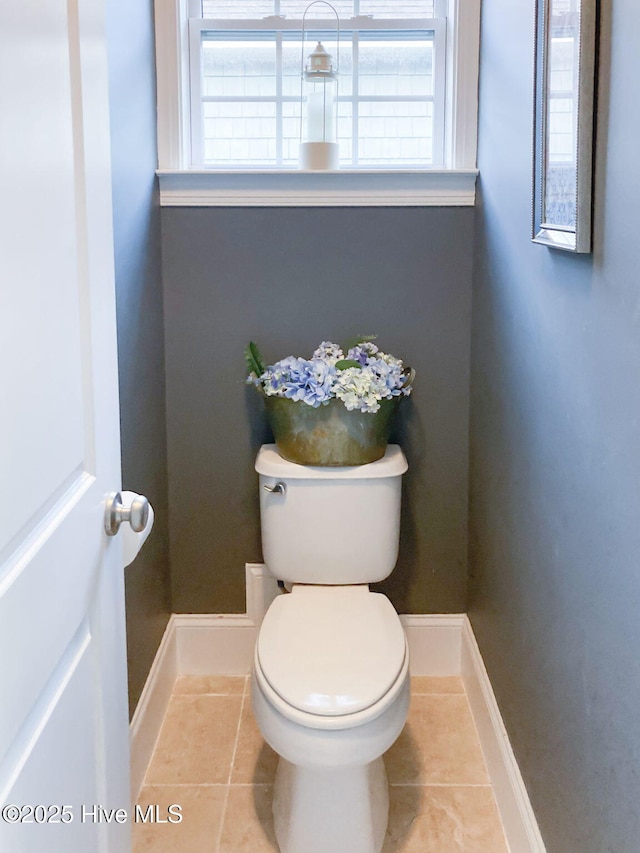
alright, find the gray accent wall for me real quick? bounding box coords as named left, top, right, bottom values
left=106, top=0, right=171, bottom=715
left=470, top=1, right=640, bottom=850
left=161, top=207, right=474, bottom=615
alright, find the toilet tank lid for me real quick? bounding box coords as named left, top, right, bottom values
left=255, top=444, right=408, bottom=479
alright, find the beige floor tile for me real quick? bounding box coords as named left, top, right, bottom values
left=146, top=694, right=242, bottom=785
left=383, top=785, right=508, bottom=853
left=137, top=677, right=509, bottom=852
left=173, top=675, right=247, bottom=696
left=385, top=695, right=489, bottom=785
left=133, top=785, right=226, bottom=853
left=231, top=700, right=279, bottom=784
left=218, top=785, right=278, bottom=852
left=410, top=676, right=465, bottom=695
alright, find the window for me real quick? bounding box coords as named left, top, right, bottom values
left=189, top=0, right=445, bottom=168
left=154, top=0, right=480, bottom=205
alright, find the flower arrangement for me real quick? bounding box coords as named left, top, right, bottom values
left=245, top=338, right=413, bottom=414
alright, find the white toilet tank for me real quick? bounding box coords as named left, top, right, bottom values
left=256, top=444, right=408, bottom=585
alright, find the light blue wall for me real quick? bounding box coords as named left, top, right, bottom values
left=470, top=1, right=640, bottom=850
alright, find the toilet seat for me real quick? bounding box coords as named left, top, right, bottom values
left=255, top=585, right=408, bottom=731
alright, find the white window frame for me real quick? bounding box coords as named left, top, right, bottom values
left=154, top=0, right=481, bottom=206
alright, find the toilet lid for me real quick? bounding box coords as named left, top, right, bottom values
left=257, top=586, right=406, bottom=717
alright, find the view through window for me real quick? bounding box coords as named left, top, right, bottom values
left=189, top=0, right=444, bottom=168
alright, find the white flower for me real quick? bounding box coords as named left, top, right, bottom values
left=312, top=341, right=344, bottom=364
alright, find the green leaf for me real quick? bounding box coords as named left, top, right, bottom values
left=244, top=341, right=266, bottom=377
left=342, top=333, right=377, bottom=351
left=335, top=359, right=362, bottom=371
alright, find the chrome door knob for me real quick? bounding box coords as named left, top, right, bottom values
left=104, top=491, right=150, bottom=536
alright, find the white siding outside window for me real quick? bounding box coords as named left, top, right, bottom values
left=188, top=0, right=445, bottom=169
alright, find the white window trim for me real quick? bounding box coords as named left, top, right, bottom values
left=154, top=0, right=480, bottom=207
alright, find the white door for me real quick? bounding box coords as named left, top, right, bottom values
left=0, top=0, right=131, bottom=851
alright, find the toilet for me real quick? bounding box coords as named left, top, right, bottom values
left=251, top=444, right=410, bottom=853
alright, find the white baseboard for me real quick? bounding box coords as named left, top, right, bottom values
left=174, top=563, right=281, bottom=674
left=461, top=616, right=547, bottom=853
left=129, top=567, right=545, bottom=851
left=400, top=613, right=465, bottom=675
left=174, top=611, right=467, bottom=678
left=129, top=564, right=278, bottom=794
left=129, top=617, right=177, bottom=801
left=173, top=613, right=257, bottom=674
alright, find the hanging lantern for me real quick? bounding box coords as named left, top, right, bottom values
left=299, top=3, right=340, bottom=170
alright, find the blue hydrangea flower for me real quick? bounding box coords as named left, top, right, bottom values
left=346, top=341, right=380, bottom=366
left=262, top=356, right=334, bottom=408
left=252, top=340, right=412, bottom=412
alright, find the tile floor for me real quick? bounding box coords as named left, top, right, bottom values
left=134, top=675, right=508, bottom=852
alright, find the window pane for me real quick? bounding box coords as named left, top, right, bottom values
left=282, top=101, right=302, bottom=164
left=202, top=0, right=275, bottom=18
left=358, top=38, right=433, bottom=98
left=196, top=29, right=438, bottom=167
left=549, top=36, right=576, bottom=92
left=279, top=0, right=354, bottom=18
left=200, top=0, right=435, bottom=19
left=548, top=97, right=574, bottom=160
left=282, top=40, right=304, bottom=99
left=203, top=102, right=277, bottom=164
left=337, top=101, right=353, bottom=162
left=550, top=0, right=579, bottom=10
left=358, top=101, right=432, bottom=164
left=202, top=39, right=276, bottom=97
left=359, top=0, right=434, bottom=18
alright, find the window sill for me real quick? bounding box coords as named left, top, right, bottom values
left=156, top=168, right=478, bottom=208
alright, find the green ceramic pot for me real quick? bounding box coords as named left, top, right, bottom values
left=263, top=396, right=399, bottom=466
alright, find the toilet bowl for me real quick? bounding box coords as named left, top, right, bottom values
left=252, top=445, right=409, bottom=853
left=252, top=586, right=410, bottom=853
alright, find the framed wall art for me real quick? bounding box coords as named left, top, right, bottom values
left=532, top=0, right=597, bottom=253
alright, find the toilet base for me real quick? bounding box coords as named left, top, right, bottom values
left=272, top=755, right=389, bottom=853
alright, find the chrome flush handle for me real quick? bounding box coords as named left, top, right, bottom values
left=263, top=481, right=287, bottom=495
